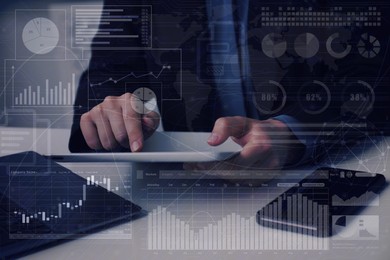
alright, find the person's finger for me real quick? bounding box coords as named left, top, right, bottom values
left=188, top=144, right=275, bottom=172
left=122, top=93, right=143, bottom=152
left=80, top=112, right=103, bottom=150
left=207, top=116, right=250, bottom=146
left=193, top=126, right=276, bottom=170
left=99, top=96, right=130, bottom=149
left=91, top=104, right=120, bottom=151
left=141, top=111, right=160, bottom=139
left=232, top=138, right=274, bottom=168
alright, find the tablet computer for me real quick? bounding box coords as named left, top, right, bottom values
left=51, top=132, right=242, bottom=162
left=0, top=151, right=145, bottom=258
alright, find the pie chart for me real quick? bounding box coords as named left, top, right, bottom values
left=131, top=88, right=157, bottom=115
left=22, top=17, right=59, bottom=55
left=294, top=33, right=320, bottom=58
left=358, top=33, right=380, bottom=58
left=332, top=216, right=355, bottom=238
left=261, top=33, right=287, bottom=58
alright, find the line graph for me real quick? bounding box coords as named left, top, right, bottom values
left=87, top=49, right=182, bottom=103
left=89, top=65, right=171, bottom=87
left=8, top=163, right=133, bottom=239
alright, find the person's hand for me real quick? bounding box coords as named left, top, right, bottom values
left=185, top=116, right=305, bottom=171
left=80, top=93, right=160, bottom=151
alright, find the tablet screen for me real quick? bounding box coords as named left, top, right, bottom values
left=0, top=151, right=143, bottom=257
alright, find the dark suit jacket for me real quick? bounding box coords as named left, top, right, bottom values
left=69, top=0, right=389, bottom=153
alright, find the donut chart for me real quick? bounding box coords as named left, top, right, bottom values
left=252, top=80, right=287, bottom=115
left=326, top=33, right=352, bottom=59
left=298, top=80, right=331, bottom=115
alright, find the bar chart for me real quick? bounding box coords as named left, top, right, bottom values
left=144, top=185, right=330, bottom=251
left=258, top=191, right=329, bottom=249
left=13, top=71, right=77, bottom=107
left=14, top=184, right=86, bottom=224
left=148, top=205, right=329, bottom=251
left=5, top=59, right=85, bottom=115
left=72, top=5, right=151, bottom=48
left=86, top=174, right=120, bottom=192
left=8, top=163, right=133, bottom=239
left=69, top=164, right=132, bottom=201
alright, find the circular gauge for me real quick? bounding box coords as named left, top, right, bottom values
left=130, top=88, right=157, bottom=115
left=261, top=33, right=287, bottom=58
left=294, top=33, right=320, bottom=58
left=22, top=17, right=59, bottom=55
left=298, top=80, right=331, bottom=115
left=342, top=80, right=375, bottom=118
left=252, top=80, right=287, bottom=115
left=326, top=33, right=352, bottom=59
left=358, top=33, right=380, bottom=58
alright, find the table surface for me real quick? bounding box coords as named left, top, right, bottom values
left=1, top=127, right=389, bottom=260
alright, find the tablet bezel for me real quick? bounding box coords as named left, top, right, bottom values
left=51, top=132, right=242, bottom=162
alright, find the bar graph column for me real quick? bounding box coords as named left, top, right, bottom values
left=256, top=189, right=329, bottom=251
left=13, top=72, right=77, bottom=107
left=148, top=189, right=329, bottom=251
